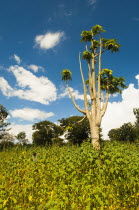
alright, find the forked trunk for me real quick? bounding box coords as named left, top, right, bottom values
left=90, top=123, right=100, bottom=150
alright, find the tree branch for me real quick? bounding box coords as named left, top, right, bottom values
left=91, top=32, right=96, bottom=100
left=79, top=52, right=90, bottom=118
left=71, top=116, right=87, bottom=127
left=66, top=83, right=86, bottom=115
left=98, top=38, right=102, bottom=91
left=76, top=115, right=87, bottom=124
left=85, top=46, right=94, bottom=99
left=97, top=37, right=102, bottom=121
left=95, top=48, right=108, bottom=58
left=101, top=92, right=109, bottom=119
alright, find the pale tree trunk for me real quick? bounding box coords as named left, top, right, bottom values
left=89, top=36, right=102, bottom=150
left=89, top=99, right=101, bottom=150
left=90, top=122, right=100, bottom=150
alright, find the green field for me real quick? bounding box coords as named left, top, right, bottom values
left=0, top=141, right=139, bottom=209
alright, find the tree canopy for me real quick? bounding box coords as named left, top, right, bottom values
left=16, top=131, right=29, bottom=145
left=32, top=120, right=63, bottom=146
left=59, top=116, right=90, bottom=145
left=108, top=109, right=139, bottom=142
left=108, top=123, right=137, bottom=142
left=0, top=104, right=10, bottom=141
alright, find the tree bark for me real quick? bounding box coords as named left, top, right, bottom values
left=90, top=121, right=100, bottom=150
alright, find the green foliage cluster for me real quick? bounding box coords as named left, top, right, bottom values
left=108, top=109, right=139, bottom=142
left=32, top=121, right=63, bottom=146
left=16, top=132, right=28, bottom=145
left=80, top=25, right=120, bottom=53
left=100, top=69, right=127, bottom=94
left=0, top=141, right=14, bottom=151
left=102, top=38, right=121, bottom=52
left=60, top=69, right=72, bottom=81
left=0, top=142, right=139, bottom=209
left=80, top=25, right=106, bottom=43
left=108, top=123, right=137, bottom=142
left=59, top=116, right=90, bottom=145
left=134, top=108, right=139, bottom=137
left=82, top=51, right=92, bottom=61
left=80, top=31, right=92, bottom=42
left=0, top=104, right=10, bottom=140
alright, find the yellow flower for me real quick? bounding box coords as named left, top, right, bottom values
left=3, top=199, right=8, bottom=206
left=29, top=195, right=32, bottom=201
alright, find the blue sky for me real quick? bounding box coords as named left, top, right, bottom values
left=0, top=0, right=139, bottom=141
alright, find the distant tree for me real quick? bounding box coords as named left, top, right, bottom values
left=32, top=121, right=63, bottom=146
left=2, top=133, right=15, bottom=142
left=0, top=104, right=10, bottom=141
left=0, top=140, right=14, bottom=151
left=16, top=131, right=28, bottom=145
left=133, top=108, right=139, bottom=139
left=61, top=25, right=127, bottom=150
left=133, top=108, right=139, bottom=125
left=59, top=116, right=90, bottom=145
left=0, top=133, right=15, bottom=151
left=108, top=123, right=137, bottom=142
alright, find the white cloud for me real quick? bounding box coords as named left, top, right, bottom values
left=10, top=108, right=54, bottom=121
left=28, top=64, right=44, bottom=73
left=135, top=74, right=139, bottom=80
left=64, top=11, right=72, bottom=16
left=132, top=17, right=139, bottom=21
left=34, top=31, right=65, bottom=50
left=88, top=0, right=96, bottom=5
left=13, top=54, right=21, bottom=64
left=0, top=77, right=13, bottom=96
left=102, top=81, right=139, bottom=139
left=9, top=124, right=33, bottom=143
left=0, top=65, right=57, bottom=104
left=136, top=74, right=139, bottom=88
left=59, top=86, right=90, bottom=100
left=112, top=93, right=118, bottom=97
left=54, top=121, right=60, bottom=127
left=58, top=4, right=65, bottom=8
left=59, top=87, right=83, bottom=100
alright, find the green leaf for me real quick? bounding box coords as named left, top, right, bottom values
left=102, top=38, right=121, bottom=52
left=82, top=51, right=92, bottom=61
left=60, top=69, right=72, bottom=81
left=92, top=25, right=106, bottom=35
left=100, top=69, right=127, bottom=94
left=80, top=31, right=92, bottom=42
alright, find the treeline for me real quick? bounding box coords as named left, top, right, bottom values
left=108, top=108, right=139, bottom=142
left=0, top=104, right=91, bottom=150
left=0, top=104, right=139, bottom=151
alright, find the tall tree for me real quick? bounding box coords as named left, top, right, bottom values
left=0, top=104, right=10, bottom=141
left=61, top=25, right=127, bottom=150
left=32, top=120, right=63, bottom=146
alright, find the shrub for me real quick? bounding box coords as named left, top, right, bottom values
left=108, top=122, right=137, bottom=142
